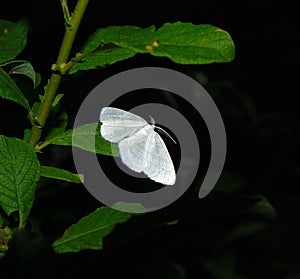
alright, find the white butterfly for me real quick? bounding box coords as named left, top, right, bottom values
left=99, top=107, right=176, bottom=185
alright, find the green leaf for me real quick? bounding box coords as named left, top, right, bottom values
left=205, top=249, right=235, bottom=279
left=0, top=226, right=12, bottom=254
left=113, top=202, right=147, bottom=213
left=42, top=122, right=118, bottom=156
left=81, top=25, right=155, bottom=54
left=0, top=136, right=40, bottom=228
left=0, top=67, right=30, bottom=110
left=39, top=93, right=64, bottom=108
left=53, top=206, right=132, bottom=253
left=31, top=99, right=68, bottom=142
left=7, top=60, right=39, bottom=88
left=44, top=106, right=68, bottom=141
left=44, top=94, right=68, bottom=141
left=60, top=0, right=72, bottom=27
left=69, top=22, right=234, bottom=74
left=214, top=171, right=245, bottom=193
left=221, top=221, right=268, bottom=244
left=247, top=195, right=277, bottom=221
left=165, top=220, right=179, bottom=226
left=0, top=18, right=29, bottom=64
left=52, top=93, right=64, bottom=108
left=69, top=47, right=136, bottom=74
left=23, top=129, right=30, bottom=142
left=152, top=22, right=235, bottom=64
left=40, top=166, right=83, bottom=184
left=35, top=72, right=41, bottom=88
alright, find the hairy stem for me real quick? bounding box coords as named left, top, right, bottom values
left=27, top=0, right=89, bottom=148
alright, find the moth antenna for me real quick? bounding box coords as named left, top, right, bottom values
left=155, top=126, right=177, bottom=144
left=148, top=115, right=176, bottom=144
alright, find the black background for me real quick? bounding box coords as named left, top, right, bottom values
left=0, top=1, right=299, bottom=278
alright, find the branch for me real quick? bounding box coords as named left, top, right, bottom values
left=27, top=0, right=89, bottom=148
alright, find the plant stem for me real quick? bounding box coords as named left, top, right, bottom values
left=27, top=0, right=89, bottom=148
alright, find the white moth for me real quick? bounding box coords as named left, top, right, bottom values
left=100, top=107, right=176, bottom=185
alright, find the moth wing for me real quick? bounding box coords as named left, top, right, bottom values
left=142, top=131, right=176, bottom=185
left=118, top=125, right=153, bottom=173
left=119, top=126, right=176, bottom=185
left=100, top=107, right=147, bottom=143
